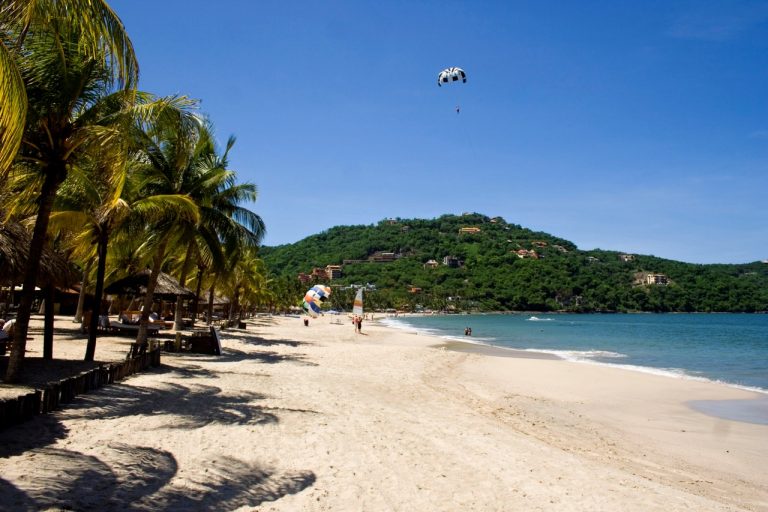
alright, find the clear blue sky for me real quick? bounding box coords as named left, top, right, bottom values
left=111, top=0, right=768, bottom=264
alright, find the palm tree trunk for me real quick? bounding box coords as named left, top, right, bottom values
left=136, top=240, right=168, bottom=345
left=229, top=287, right=240, bottom=327
left=207, top=282, right=215, bottom=326
left=85, top=228, right=108, bottom=361
left=74, top=260, right=92, bottom=323
left=173, top=242, right=194, bottom=330
left=191, top=265, right=204, bottom=326
left=43, top=284, right=54, bottom=359
left=5, top=168, right=64, bottom=383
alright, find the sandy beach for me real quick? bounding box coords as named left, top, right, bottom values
left=0, top=314, right=766, bottom=511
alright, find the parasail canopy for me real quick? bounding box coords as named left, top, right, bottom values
left=437, top=67, right=467, bottom=87
left=302, top=285, right=331, bottom=318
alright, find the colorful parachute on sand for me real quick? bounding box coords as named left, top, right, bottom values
left=302, top=285, right=332, bottom=318
left=437, top=67, right=467, bottom=86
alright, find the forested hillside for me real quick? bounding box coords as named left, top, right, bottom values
left=260, top=213, right=768, bottom=313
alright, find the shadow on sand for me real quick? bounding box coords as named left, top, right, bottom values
left=0, top=444, right=315, bottom=511
left=0, top=357, right=318, bottom=511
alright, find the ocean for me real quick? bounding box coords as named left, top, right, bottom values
left=379, top=313, right=768, bottom=394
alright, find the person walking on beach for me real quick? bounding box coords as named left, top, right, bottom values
left=355, top=315, right=363, bottom=334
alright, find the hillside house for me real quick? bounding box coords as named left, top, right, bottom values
left=515, top=249, right=539, bottom=259
left=311, top=267, right=328, bottom=279
left=369, top=251, right=396, bottom=262
left=619, top=254, right=635, bottom=262
left=443, top=255, right=462, bottom=268
left=644, top=273, right=670, bottom=286
left=423, top=260, right=439, bottom=269
left=532, top=241, right=548, bottom=248
left=297, top=272, right=312, bottom=283
left=325, top=265, right=342, bottom=280
left=409, top=287, right=422, bottom=294
left=553, top=245, right=569, bottom=253
left=458, top=227, right=481, bottom=235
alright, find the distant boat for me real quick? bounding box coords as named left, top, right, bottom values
left=352, top=288, right=364, bottom=316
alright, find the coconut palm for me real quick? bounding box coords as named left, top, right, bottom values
left=168, top=131, right=266, bottom=330
left=0, top=0, right=137, bottom=173
left=221, top=247, right=267, bottom=325
left=51, top=98, right=199, bottom=360
left=128, top=105, right=207, bottom=344
left=1, top=2, right=138, bottom=382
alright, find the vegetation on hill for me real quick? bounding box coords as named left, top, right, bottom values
left=261, top=213, right=768, bottom=313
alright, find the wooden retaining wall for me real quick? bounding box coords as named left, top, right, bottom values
left=0, top=347, right=161, bottom=430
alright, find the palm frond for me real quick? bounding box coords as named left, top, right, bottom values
left=0, top=40, right=27, bottom=174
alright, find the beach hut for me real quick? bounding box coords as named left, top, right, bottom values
left=105, top=270, right=195, bottom=321
left=0, top=220, right=78, bottom=359
left=0, top=221, right=75, bottom=288
left=0, top=221, right=76, bottom=315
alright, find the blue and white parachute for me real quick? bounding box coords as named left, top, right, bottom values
left=437, top=67, right=467, bottom=87
left=302, top=285, right=332, bottom=318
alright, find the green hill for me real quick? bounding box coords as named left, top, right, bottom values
left=260, top=213, right=768, bottom=313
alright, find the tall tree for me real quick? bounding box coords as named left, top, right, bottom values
left=3, top=6, right=138, bottom=382
left=129, top=104, right=203, bottom=344
left=169, top=131, right=265, bottom=330
left=0, top=0, right=137, bottom=173
left=50, top=96, right=199, bottom=359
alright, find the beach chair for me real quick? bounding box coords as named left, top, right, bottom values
left=184, top=326, right=221, bottom=355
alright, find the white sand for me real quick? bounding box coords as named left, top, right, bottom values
left=0, top=314, right=765, bottom=511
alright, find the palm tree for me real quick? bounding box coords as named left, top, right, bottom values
left=221, top=247, right=267, bottom=325
left=0, top=0, right=137, bottom=173
left=1, top=2, right=138, bottom=382
left=129, top=105, right=204, bottom=344
left=169, top=131, right=266, bottom=330
left=50, top=94, right=202, bottom=360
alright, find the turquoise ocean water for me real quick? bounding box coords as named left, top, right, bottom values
left=380, top=313, right=768, bottom=394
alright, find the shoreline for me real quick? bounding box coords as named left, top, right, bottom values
left=379, top=312, right=768, bottom=399
left=0, top=314, right=765, bottom=510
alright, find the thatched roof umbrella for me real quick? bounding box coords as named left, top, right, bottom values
left=105, top=270, right=195, bottom=300
left=0, top=221, right=76, bottom=288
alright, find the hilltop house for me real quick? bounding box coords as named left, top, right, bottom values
left=515, top=249, right=538, bottom=259
left=459, top=227, right=481, bottom=235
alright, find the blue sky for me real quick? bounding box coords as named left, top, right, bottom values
left=111, top=0, right=768, bottom=264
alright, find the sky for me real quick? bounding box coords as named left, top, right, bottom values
left=111, top=0, right=768, bottom=264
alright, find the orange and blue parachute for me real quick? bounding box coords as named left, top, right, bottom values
left=302, top=285, right=332, bottom=318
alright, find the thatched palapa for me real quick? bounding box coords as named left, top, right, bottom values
left=0, top=221, right=76, bottom=287
left=105, top=270, right=194, bottom=300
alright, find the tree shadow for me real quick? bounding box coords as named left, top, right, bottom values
left=235, top=331, right=309, bottom=348
left=177, top=347, right=318, bottom=367
left=0, top=443, right=314, bottom=511
left=59, top=381, right=283, bottom=430
left=0, top=413, right=68, bottom=458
